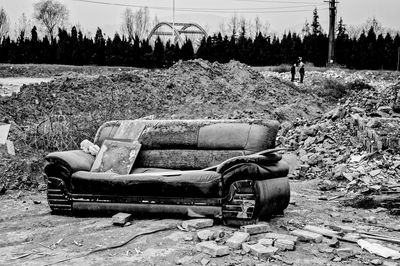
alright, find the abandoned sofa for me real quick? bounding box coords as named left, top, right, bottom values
left=44, top=119, right=290, bottom=224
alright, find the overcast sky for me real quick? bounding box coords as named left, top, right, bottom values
left=1, top=0, right=399, bottom=37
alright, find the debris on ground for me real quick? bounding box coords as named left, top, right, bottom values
left=0, top=62, right=400, bottom=265
left=112, top=212, right=133, bottom=226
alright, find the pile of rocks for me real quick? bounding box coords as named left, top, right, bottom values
left=277, top=72, right=400, bottom=197
left=179, top=219, right=299, bottom=262
left=174, top=218, right=400, bottom=265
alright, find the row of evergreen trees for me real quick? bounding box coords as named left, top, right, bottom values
left=0, top=23, right=399, bottom=70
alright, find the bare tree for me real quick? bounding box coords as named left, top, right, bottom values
left=34, top=0, right=69, bottom=39
left=121, top=7, right=150, bottom=40
left=14, top=13, right=32, bottom=40
left=239, top=16, right=246, bottom=36
left=254, top=16, right=270, bottom=37
left=219, top=21, right=227, bottom=36
left=121, top=8, right=135, bottom=40
left=152, top=15, right=159, bottom=30
left=346, top=25, right=362, bottom=39
left=0, top=7, right=10, bottom=40
left=227, top=13, right=239, bottom=37
left=347, top=17, right=400, bottom=38
left=254, top=16, right=262, bottom=35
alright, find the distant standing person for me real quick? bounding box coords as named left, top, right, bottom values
left=299, top=61, right=305, bottom=83
left=290, top=64, right=296, bottom=82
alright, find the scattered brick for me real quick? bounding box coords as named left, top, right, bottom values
left=240, top=223, right=271, bottom=235
left=258, top=238, right=274, bottom=246
left=262, top=233, right=299, bottom=243
left=182, top=219, right=214, bottom=230
left=196, top=241, right=229, bottom=257
left=242, top=243, right=278, bottom=259
left=112, top=212, right=132, bottom=226
left=226, top=232, right=250, bottom=249
left=274, top=239, right=295, bottom=251
left=197, top=229, right=215, bottom=241
left=290, top=229, right=323, bottom=243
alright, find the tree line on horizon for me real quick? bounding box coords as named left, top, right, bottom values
left=0, top=5, right=399, bottom=70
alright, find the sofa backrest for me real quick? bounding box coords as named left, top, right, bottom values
left=94, top=119, right=279, bottom=170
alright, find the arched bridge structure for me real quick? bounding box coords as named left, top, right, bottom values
left=148, top=22, right=208, bottom=49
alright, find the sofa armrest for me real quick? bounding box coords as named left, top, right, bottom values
left=216, top=153, right=282, bottom=174
left=45, top=150, right=96, bottom=174
left=221, top=160, right=289, bottom=195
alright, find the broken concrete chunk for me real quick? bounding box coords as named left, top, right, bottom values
left=290, top=229, right=323, bottom=243
left=112, top=212, right=132, bottom=225
left=240, top=223, right=271, bottom=235
left=182, top=219, right=213, bottom=230
left=242, top=243, right=278, bottom=259
left=258, top=238, right=274, bottom=246
left=262, top=233, right=299, bottom=243
left=327, top=237, right=340, bottom=248
left=197, top=229, right=216, bottom=241
left=200, top=258, right=210, bottom=266
left=226, top=232, right=250, bottom=249
left=333, top=164, right=347, bottom=179
left=358, top=239, right=400, bottom=259
left=274, top=239, right=295, bottom=251
left=371, top=259, right=383, bottom=265
left=196, top=241, right=229, bottom=257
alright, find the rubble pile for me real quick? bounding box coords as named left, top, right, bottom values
left=171, top=218, right=400, bottom=264
left=277, top=69, right=400, bottom=202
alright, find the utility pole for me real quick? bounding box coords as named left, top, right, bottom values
left=325, top=0, right=338, bottom=66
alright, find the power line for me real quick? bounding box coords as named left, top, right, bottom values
left=71, top=0, right=326, bottom=13
left=187, top=8, right=329, bottom=14
left=234, top=0, right=321, bottom=4
left=166, top=4, right=326, bottom=11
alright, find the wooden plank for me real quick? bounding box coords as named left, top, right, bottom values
left=90, top=140, right=141, bottom=175
left=303, top=225, right=341, bottom=238
left=358, top=239, right=400, bottom=259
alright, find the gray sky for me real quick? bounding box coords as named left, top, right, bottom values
left=1, top=0, right=399, bottom=37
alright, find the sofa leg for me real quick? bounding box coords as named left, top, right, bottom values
left=47, top=177, right=72, bottom=214
left=222, top=180, right=257, bottom=225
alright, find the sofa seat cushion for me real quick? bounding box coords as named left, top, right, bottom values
left=71, top=170, right=222, bottom=198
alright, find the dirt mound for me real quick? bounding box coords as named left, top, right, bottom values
left=0, top=59, right=327, bottom=152
left=0, top=59, right=331, bottom=190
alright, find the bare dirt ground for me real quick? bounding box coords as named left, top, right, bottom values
left=2, top=180, right=399, bottom=266
left=0, top=61, right=399, bottom=265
